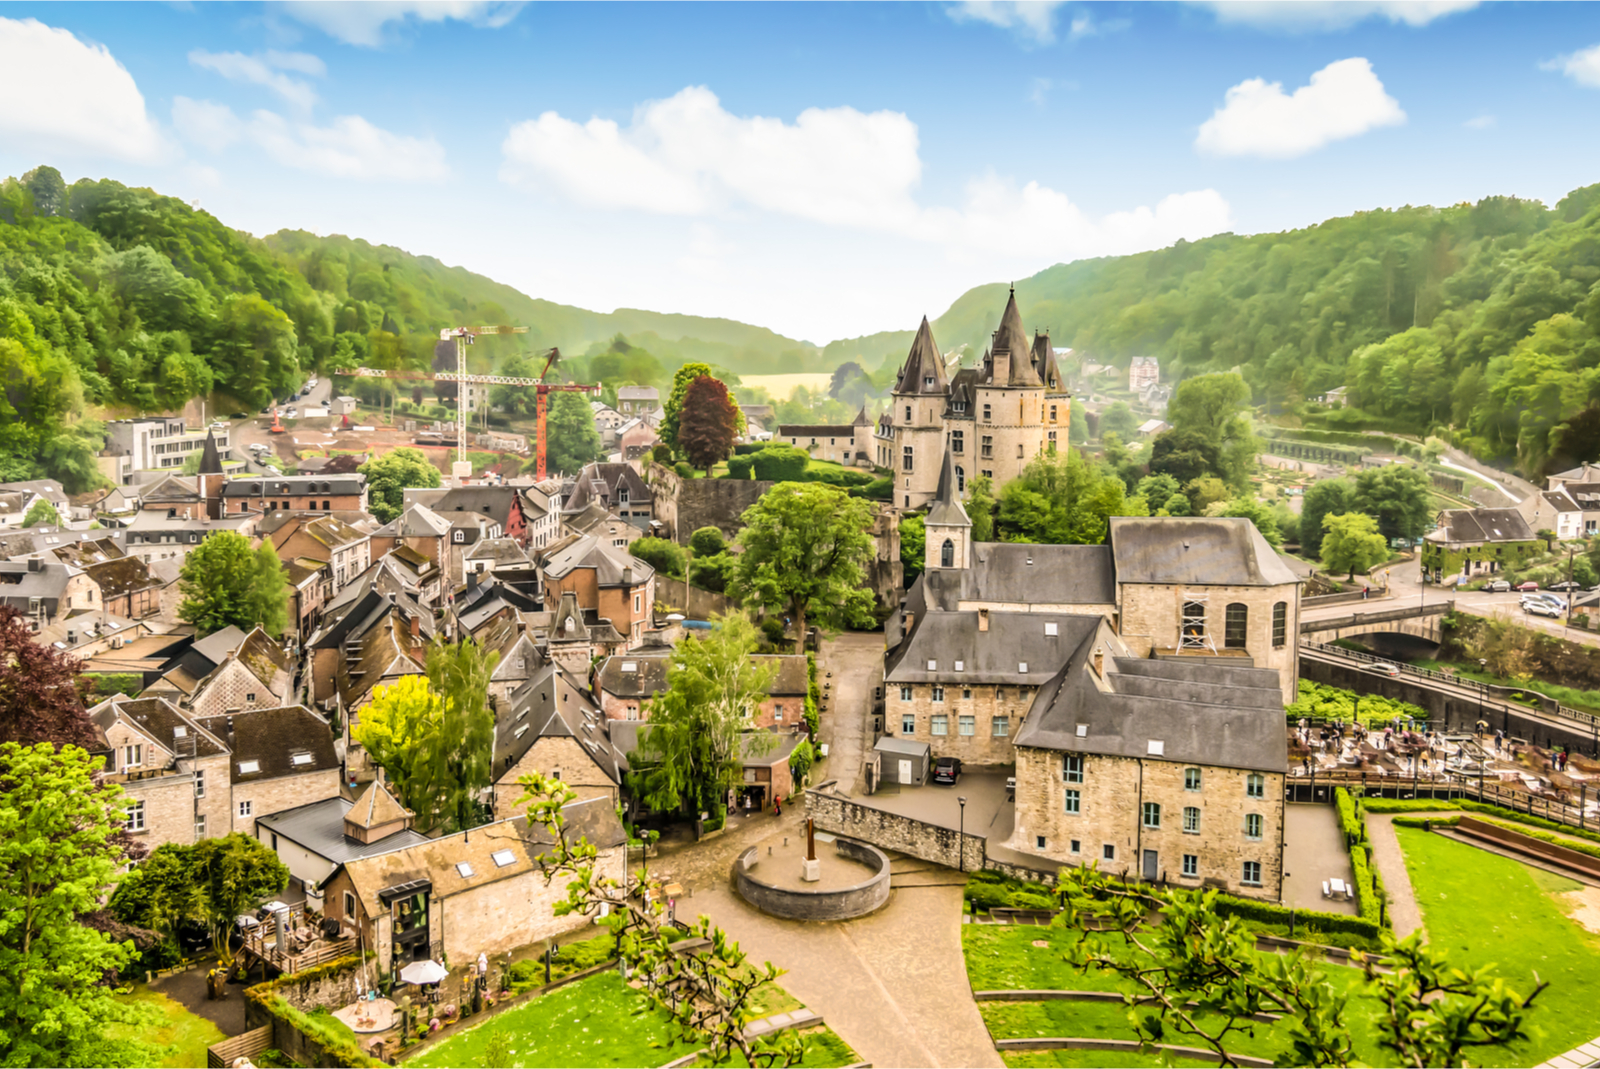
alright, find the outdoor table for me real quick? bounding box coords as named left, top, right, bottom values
left=1330, top=878, right=1348, bottom=899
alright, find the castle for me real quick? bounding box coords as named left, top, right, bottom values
left=875, top=289, right=1071, bottom=511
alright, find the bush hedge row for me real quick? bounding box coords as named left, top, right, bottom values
left=1361, top=797, right=1600, bottom=846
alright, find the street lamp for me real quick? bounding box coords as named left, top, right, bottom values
left=957, top=796, right=968, bottom=872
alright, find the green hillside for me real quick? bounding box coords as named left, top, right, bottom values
left=0, top=167, right=823, bottom=492
left=832, top=184, right=1600, bottom=479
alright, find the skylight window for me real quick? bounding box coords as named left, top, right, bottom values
left=1148, top=740, right=1165, bottom=756
left=954, top=660, right=964, bottom=672
left=174, top=726, right=187, bottom=738
left=1045, top=623, right=1058, bottom=636
left=291, top=753, right=313, bottom=766
left=456, top=862, right=476, bottom=878
left=1018, top=662, right=1028, bottom=673
left=492, top=849, right=516, bottom=868
left=238, top=760, right=260, bottom=774
left=927, top=660, right=937, bottom=671
left=1076, top=724, right=1088, bottom=738
left=621, top=661, right=637, bottom=672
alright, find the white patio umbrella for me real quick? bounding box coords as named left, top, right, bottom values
left=399, top=959, right=449, bottom=985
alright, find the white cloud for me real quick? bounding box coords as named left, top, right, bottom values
left=190, top=49, right=322, bottom=110
left=173, top=96, right=244, bottom=151
left=1192, top=2, right=1478, bottom=31
left=1030, top=77, right=1053, bottom=105
left=273, top=1, right=522, bottom=47
left=947, top=1, right=1066, bottom=44
left=1541, top=43, right=1600, bottom=88
left=0, top=17, right=168, bottom=164
left=1196, top=57, right=1405, bottom=158
left=1464, top=113, right=1495, bottom=129
left=170, top=97, right=448, bottom=182
left=501, top=85, right=1232, bottom=267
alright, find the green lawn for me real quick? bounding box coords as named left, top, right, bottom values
left=1397, top=827, right=1600, bottom=1062
left=406, top=972, right=854, bottom=1069
left=111, top=986, right=225, bottom=1068
left=1410, top=658, right=1600, bottom=715
left=1002, top=1051, right=1216, bottom=1068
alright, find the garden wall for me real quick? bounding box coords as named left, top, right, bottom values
left=242, top=956, right=384, bottom=1069
left=1455, top=816, right=1600, bottom=879
left=654, top=576, right=735, bottom=620
left=805, top=786, right=986, bottom=873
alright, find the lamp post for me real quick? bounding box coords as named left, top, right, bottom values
left=957, top=796, right=968, bottom=872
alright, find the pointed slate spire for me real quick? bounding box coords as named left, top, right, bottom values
left=197, top=430, right=224, bottom=475
left=992, top=287, right=1041, bottom=387
left=926, top=445, right=970, bottom=529
left=894, top=316, right=949, bottom=396
left=853, top=405, right=871, bottom=427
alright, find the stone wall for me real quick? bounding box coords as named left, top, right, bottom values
left=734, top=836, right=891, bottom=920
left=1119, top=581, right=1299, bottom=705
left=235, top=768, right=342, bottom=836
left=887, top=681, right=1033, bottom=767
left=653, top=576, right=734, bottom=620
left=805, top=787, right=985, bottom=872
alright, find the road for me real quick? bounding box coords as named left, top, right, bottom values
left=813, top=632, right=883, bottom=795
left=228, top=374, right=334, bottom=462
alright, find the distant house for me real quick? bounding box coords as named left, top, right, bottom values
left=616, top=385, right=660, bottom=416
left=1317, top=386, right=1349, bottom=406
left=778, top=407, right=874, bottom=468
left=1421, top=507, right=1542, bottom=583
left=1128, top=357, right=1159, bottom=392
left=1136, top=419, right=1170, bottom=438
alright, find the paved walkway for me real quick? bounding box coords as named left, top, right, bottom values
left=1283, top=804, right=1357, bottom=916
left=1364, top=813, right=1424, bottom=938
left=815, top=632, right=883, bottom=796
left=648, top=810, right=1001, bottom=1069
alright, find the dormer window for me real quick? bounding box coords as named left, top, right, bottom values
left=924, top=376, right=934, bottom=388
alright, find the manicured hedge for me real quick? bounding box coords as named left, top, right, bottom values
left=1335, top=788, right=1366, bottom=845
left=1363, top=798, right=1600, bottom=846
left=1285, top=679, right=1428, bottom=726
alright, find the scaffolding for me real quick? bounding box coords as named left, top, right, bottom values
left=1179, top=593, right=1216, bottom=653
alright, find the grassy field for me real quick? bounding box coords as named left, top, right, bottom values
left=739, top=373, right=834, bottom=400
left=1410, top=658, right=1600, bottom=715
left=1397, top=827, right=1600, bottom=1062
left=406, top=971, right=853, bottom=1069
left=110, top=986, right=225, bottom=1068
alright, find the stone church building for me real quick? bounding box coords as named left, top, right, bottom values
left=876, top=289, right=1072, bottom=511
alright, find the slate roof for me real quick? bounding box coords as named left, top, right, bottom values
left=926, top=448, right=971, bottom=529
left=83, top=556, right=161, bottom=600
left=982, top=289, right=1042, bottom=387
left=595, top=652, right=671, bottom=699
left=0, top=558, right=74, bottom=612
left=196, top=705, right=339, bottom=783
left=1557, top=483, right=1600, bottom=510
left=561, top=462, right=653, bottom=515
left=191, top=625, right=248, bottom=670
left=739, top=731, right=802, bottom=768
left=50, top=537, right=124, bottom=567
left=779, top=424, right=858, bottom=438
left=335, top=799, right=625, bottom=915
left=1108, top=516, right=1300, bottom=587
left=617, top=386, right=660, bottom=402
left=886, top=608, right=1102, bottom=686
left=89, top=696, right=227, bottom=760
left=497, top=667, right=622, bottom=784
left=1552, top=463, right=1600, bottom=483
left=1013, top=632, right=1288, bottom=774
left=140, top=474, right=203, bottom=504
left=372, top=503, right=451, bottom=539
left=256, top=796, right=432, bottom=866
left=466, top=538, right=532, bottom=566
left=406, top=485, right=529, bottom=530
left=541, top=533, right=654, bottom=586
left=751, top=654, right=809, bottom=696
left=920, top=544, right=1116, bottom=611
left=0, top=479, right=68, bottom=505
left=235, top=626, right=292, bottom=686
left=894, top=317, right=950, bottom=397
left=220, top=475, right=366, bottom=498
left=0, top=527, right=126, bottom=560
left=1430, top=508, right=1536, bottom=545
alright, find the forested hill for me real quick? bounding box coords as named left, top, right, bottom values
left=829, top=183, right=1600, bottom=476
left=0, top=167, right=820, bottom=493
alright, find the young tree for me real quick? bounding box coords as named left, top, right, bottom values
left=20, top=497, right=58, bottom=527
left=730, top=483, right=877, bottom=653
left=359, top=447, right=441, bottom=524
left=545, top=390, right=604, bottom=475
left=0, top=742, right=155, bottom=1068
left=425, top=637, right=499, bottom=832
left=996, top=448, right=1147, bottom=545
left=678, top=375, right=740, bottom=475
left=899, top=514, right=926, bottom=584
left=177, top=531, right=288, bottom=637
left=1165, top=373, right=1260, bottom=489
left=0, top=607, right=97, bottom=748
left=967, top=474, right=997, bottom=542
left=628, top=537, right=686, bottom=580
left=1135, top=472, right=1183, bottom=514
left=1101, top=400, right=1138, bottom=440
left=629, top=614, right=776, bottom=819
left=1299, top=478, right=1353, bottom=560
left=113, top=836, right=288, bottom=965
left=1321, top=512, right=1390, bottom=579
left=517, top=772, right=802, bottom=1067
left=1057, top=866, right=1543, bottom=1068
left=351, top=675, right=442, bottom=822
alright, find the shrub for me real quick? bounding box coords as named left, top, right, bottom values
left=789, top=738, right=815, bottom=787
left=673, top=461, right=696, bottom=479
left=1364, top=798, right=1600, bottom=846
left=651, top=443, right=673, bottom=466
left=750, top=443, right=809, bottom=482
left=965, top=883, right=1013, bottom=911
left=760, top=617, right=787, bottom=648
left=1209, top=895, right=1382, bottom=943
left=1334, top=788, right=1365, bottom=844
left=1285, top=679, right=1428, bottom=726
left=725, top=454, right=755, bottom=479
left=1011, top=892, right=1058, bottom=911
left=689, top=552, right=734, bottom=594
left=628, top=536, right=686, bottom=579
left=689, top=526, right=727, bottom=557
left=849, top=476, right=894, bottom=501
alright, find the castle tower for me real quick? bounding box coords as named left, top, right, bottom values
left=925, top=446, right=972, bottom=572
left=974, top=288, right=1048, bottom=493
left=1033, top=331, right=1072, bottom=454
left=890, top=317, right=951, bottom=511
left=196, top=431, right=226, bottom=519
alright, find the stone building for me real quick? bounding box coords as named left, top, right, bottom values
left=265, top=514, right=373, bottom=596
left=151, top=626, right=293, bottom=720
left=776, top=408, right=874, bottom=468
left=322, top=799, right=626, bottom=982
left=561, top=462, right=654, bottom=529
left=196, top=704, right=342, bottom=837
left=491, top=664, right=624, bottom=815
left=1128, top=356, right=1160, bottom=392
left=89, top=695, right=233, bottom=850
left=255, top=779, right=431, bottom=897
left=875, top=289, right=1071, bottom=510
left=1004, top=629, right=1287, bottom=900
left=1420, top=507, right=1541, bottom=584
left=539, top=533, right=655, bottom=648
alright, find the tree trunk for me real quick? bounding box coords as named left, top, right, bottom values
left=793, top=599, right=807, bottom=656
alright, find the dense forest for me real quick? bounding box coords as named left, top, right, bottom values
left=0, top=167, right=825, bottom=492
left=828, top=183, right=1600, bottom=477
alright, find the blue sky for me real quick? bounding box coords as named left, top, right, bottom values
left=3, top=1, right=1599, bottom=344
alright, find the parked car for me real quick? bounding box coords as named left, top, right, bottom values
left=227, top=411, right=247, bottom=419
left=932, top=756, right=962, bottom=785
left=1548, top=580, right=1583, bottom=591
left=1515, top=581, right=1540, bottom=592
left=1526, top=601, right=1562, bottom=618
left=1486, top=579, right=1512, bottom=592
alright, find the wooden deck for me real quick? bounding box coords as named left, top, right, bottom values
left=240, top=905, right=356, bottom=975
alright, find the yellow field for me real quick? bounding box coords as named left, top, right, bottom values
left=739, top=372, right=833, bottom=399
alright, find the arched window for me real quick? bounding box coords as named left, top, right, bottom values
left=1272, top=601, right=1287, bottom=648
left=941, top=539, right=954, bottom=568
left=1224, top=603, right=1248, bottom=648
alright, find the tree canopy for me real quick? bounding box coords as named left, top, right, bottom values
left=730, top=482, right=877, bottom=653
left=995, top=448, right=1148, bottom=545
left=176, top=531, right=289, bottom=637
left=544, top=390, right=605, bottom=475
left=1321, top=512, right=1390, bottom=579
left=678, top=375, right=740, bottom=474
left=359, top=446, right=441, bottom=523
left=0, top=607, right=96, bottom=748
left=110, top=834, right=288, bottom=965
left=20, top=498, right=58, bottom=527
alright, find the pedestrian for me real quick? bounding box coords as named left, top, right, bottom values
left=1363, top=585, right=1370, bottom=600
left=774, top=793, right=782, bottom=816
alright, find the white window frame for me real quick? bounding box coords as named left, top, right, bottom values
left=125, top=801, right=145, bottom=832
left=930, top=714, right=948, bottom=736
left=238, top=799, right=253, bottom=819
left=958, top=714, right=975, bottom=736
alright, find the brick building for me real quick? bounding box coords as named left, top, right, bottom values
left=265, top=514, right=373, bottom=595
left=218, top=474, right=369, bottom=516
left=540, top=533, right=655, bottom=648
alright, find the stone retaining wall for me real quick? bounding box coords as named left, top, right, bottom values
left=733, top=836, right=891, bottom=920
left=806, top=789, right=985, bottom=872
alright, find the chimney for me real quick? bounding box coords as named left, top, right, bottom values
left=67, top=628, right=76, bottom=644
left=410, top=614, right=420, bottom=639
left=622, top=566, right=633, bottom=586
left=225, top=715, right=235, bottom=746
left=27, top=557, right=41, bottom=573
left=978, top=608, right=990, bottom=633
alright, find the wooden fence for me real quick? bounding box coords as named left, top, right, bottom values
left=207, top=1025, right=272, bottom=1068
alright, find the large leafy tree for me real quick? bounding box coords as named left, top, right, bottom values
left=1353, top=464, right=1434, bottom=543
left=1299, top=478, right=1353, bottom=560
left=0, top=742, right=155, bottom=1068
left=995, top=448, right=1148, bottom=545
left=354, top=640, right=498, bottom=832
left=176, top=531, right=289, bottom=637
left=359, top=447, right=441, bottom=523
left=659, top=362, right=714, bottom=455
left=1321, top=512, right=1390, bottom=579
left=678, top=375, right=740, bottom=474
left=0, top=606, right=97, bottom=748
left=628, top=614, right=776, bottom=819
left=1163, top=373, right=1259, bottom=490
left=730, top=482, right=876, bottom=653
left=20, top=498, right=58, bottom=527
left=629, top=537, right=686, bottom=579
left=110, top=835, right=288, bottom=965
left=1212, top=496, right=1283, bottom=547
left=545, top=390, right=604, bottom=475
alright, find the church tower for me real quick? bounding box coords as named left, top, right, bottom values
left=196, top=430, right=226, bottom=519
left=974, top=288, right=1048, bottom=491
left=891, top=317, right=950, bottom=511
left=925, top=447, right=971, bottom=572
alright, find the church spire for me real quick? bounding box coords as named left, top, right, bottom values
left=925, top=444, right=971, bottom=571
left=198, top=430, right=223, bottom=475
left=894, top=316, right=949, bottom=396
left=926, top=446, right=970, bottom=530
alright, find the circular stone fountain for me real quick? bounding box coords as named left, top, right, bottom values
left=733, top=823, right=891, bottom=921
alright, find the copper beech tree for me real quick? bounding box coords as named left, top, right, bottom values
left=678, top=374, right=741, bottom=475
left=516, top=772, right=803, bottom=1067
left=0, top=605, right=97, bottom=749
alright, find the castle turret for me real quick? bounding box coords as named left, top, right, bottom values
left=890, top=317, right=951, bottom=511
left=925, top=447, right=971, bottom=572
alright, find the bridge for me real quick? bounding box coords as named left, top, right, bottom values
left=1299, top=600, right=1452, bottom=644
